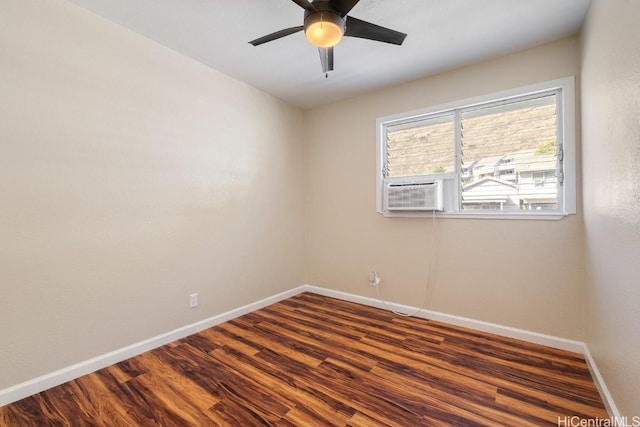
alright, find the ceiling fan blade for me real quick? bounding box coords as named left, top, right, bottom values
left=344, top=16, right=407, bottom=45
left=332, top=0, right=361, bottom=16
left=249, top=26, right=304, bottom=46
left=319, top=47, right=334, bottom=73
left=291, top=0, right=317, bottom=12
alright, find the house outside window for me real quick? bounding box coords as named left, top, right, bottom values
left=376, top=77, right=576, bottom=219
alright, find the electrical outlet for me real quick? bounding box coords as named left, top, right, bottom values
left=369, top=272, right=381, bottom=287
left=189, top=293, right=198, bottom=308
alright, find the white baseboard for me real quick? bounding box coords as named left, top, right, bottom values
left=304, top=285, right=584, bottom=352
left=581, top=344, right=622, bottom=419
left=0, top=286, right=307, bottom=407
left=1, top=283, right=618, bottom=417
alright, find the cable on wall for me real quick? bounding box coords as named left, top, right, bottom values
left=375, top=209, right=437, bottom=317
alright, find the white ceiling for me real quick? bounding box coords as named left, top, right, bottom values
left=67, top=0, right=591, bottom=110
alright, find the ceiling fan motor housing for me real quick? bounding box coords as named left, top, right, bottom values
left=304, top=1, right=346, bottom=47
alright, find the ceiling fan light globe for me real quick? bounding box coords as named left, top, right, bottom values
left=304, top=12, right=345, bottom=48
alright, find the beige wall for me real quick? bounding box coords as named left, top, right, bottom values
left=581, top=0, right=640, bottom=417
left=0, top=0, right=304, bottom=389
left=304, top=37, right=585, bottom=339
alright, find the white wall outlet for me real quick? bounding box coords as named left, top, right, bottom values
left=189, top=293, right=198, bottom=308
left=369, top=272, right=381, bottom=287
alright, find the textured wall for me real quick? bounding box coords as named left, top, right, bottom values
left=0, top=0, right=304, bottom=389
left=581, top=0, right=640, bottom=417
left=304, top=37, right=585, bottom=339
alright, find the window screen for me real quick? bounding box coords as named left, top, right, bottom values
left=460, top=94, right=558, bottom=212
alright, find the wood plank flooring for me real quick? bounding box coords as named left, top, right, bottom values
left=0, top=292, right=608, bottom=426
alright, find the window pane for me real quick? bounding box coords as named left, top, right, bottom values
left=460, top=94, right=558, bottom=212
left=386, top=113, right=455, bottom=178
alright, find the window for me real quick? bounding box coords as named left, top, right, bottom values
left=376, top=77, right=576, bottom=219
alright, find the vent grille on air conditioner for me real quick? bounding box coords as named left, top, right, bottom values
left=385, top=181, right=443, bottom=211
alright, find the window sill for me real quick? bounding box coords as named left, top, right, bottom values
left=380, top=211, right=572, bottom=220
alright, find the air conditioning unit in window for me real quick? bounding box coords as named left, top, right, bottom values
left=384, top=180, right=443, bottom=211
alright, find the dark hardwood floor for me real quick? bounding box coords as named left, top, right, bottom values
left=0, top=292, right=608, bottom=426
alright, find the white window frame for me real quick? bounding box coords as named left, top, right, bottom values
left=376, top=77, right=576, bottom=220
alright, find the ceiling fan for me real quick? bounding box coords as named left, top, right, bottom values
left=249, top=0, right=407, bottom=76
